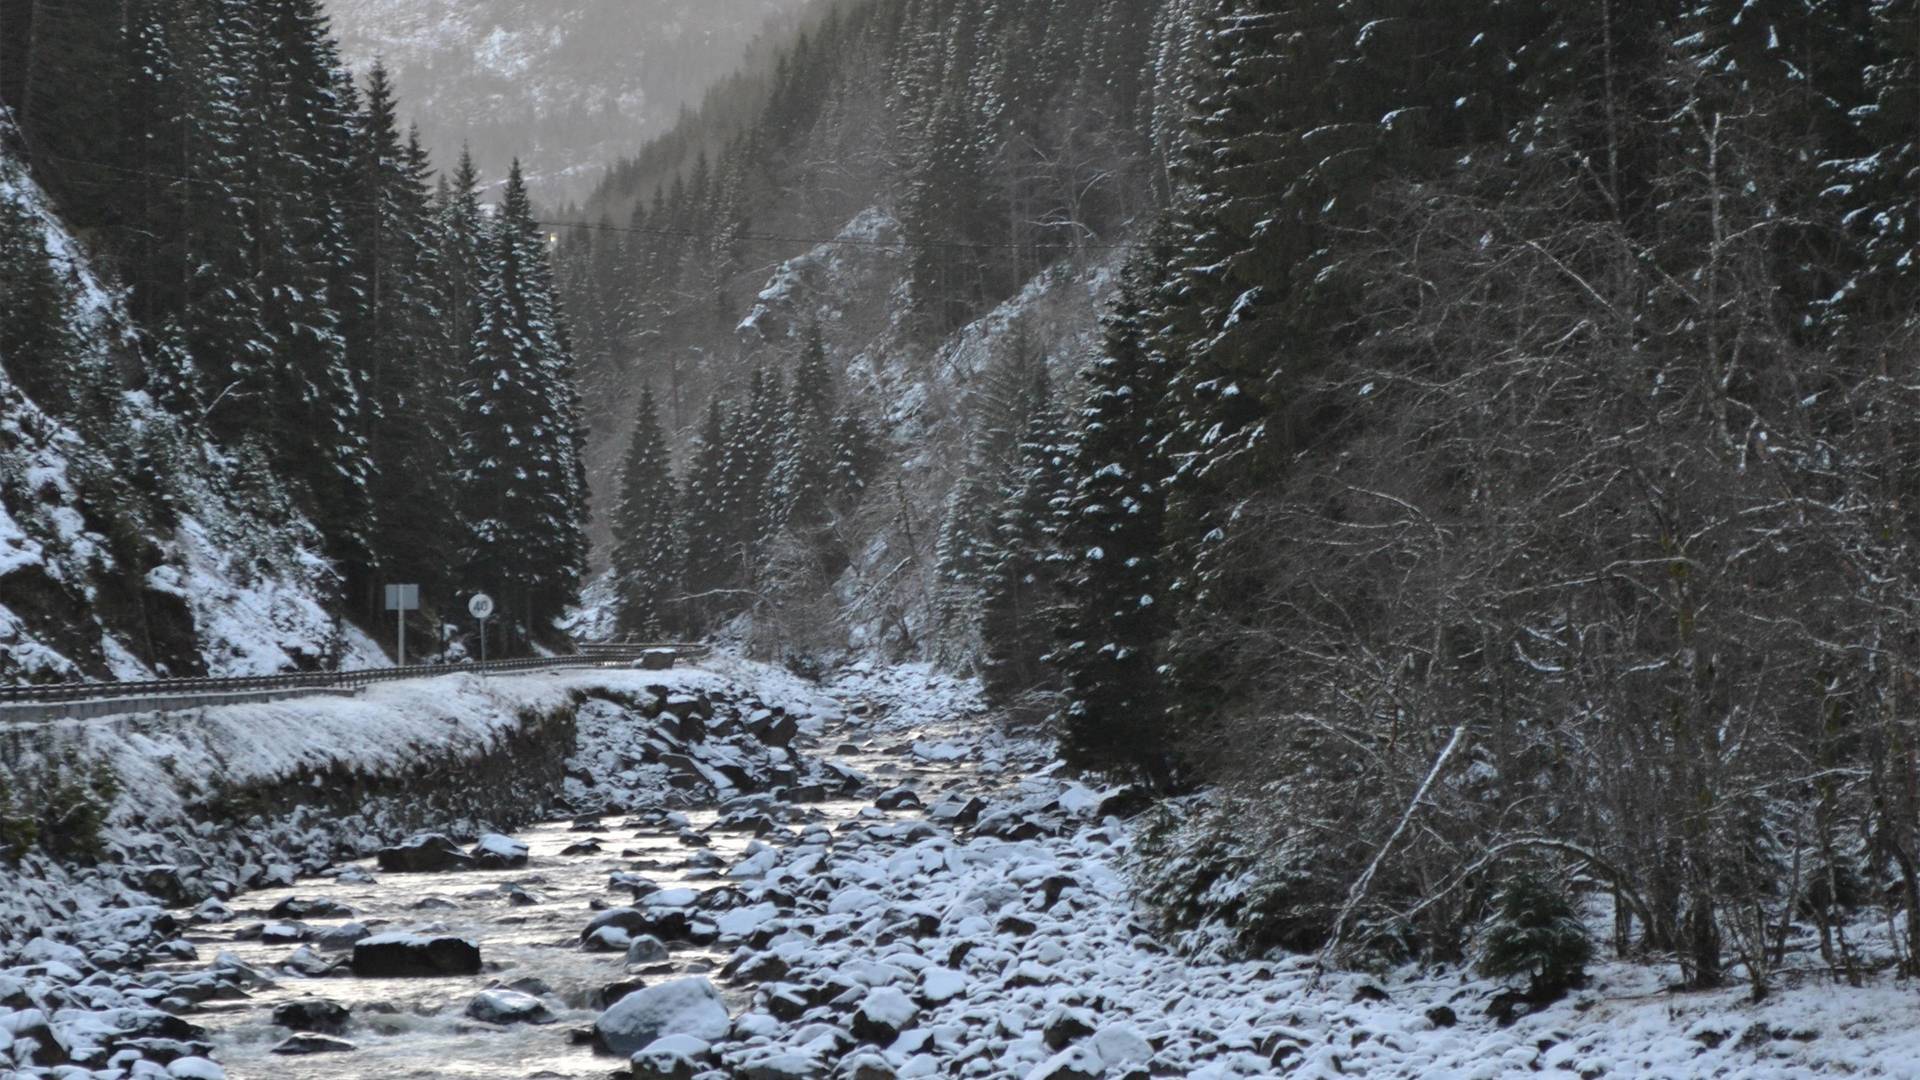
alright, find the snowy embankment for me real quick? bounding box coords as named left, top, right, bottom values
left=0, top=657, right=836, bottom=1076
left=0, top=659, right=831, bottom=948
left=639, top=664, right=1920, bottom=1080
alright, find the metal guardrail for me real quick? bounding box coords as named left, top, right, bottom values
left=0, top=643, right=711, bottom=709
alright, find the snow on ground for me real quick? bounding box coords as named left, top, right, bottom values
left=10, top=659, right=1917, bottom=1077
left=670, top=667, right=1920, bottom=1080
left=0, top=137, right=350, bottom=685
left=0, top=660, right=834, bottom=949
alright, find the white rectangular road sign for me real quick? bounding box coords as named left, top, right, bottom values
left=384, top=584, right=420, bottom=611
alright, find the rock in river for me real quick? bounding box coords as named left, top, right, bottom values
left=349, top=933, right=482, bottom=977
left=271, top=998, right=350, bottom=1034
left=376, top=833, right=475, bottom=873
left=271, top=1034, right=356, bottom=1055
left=470, top=833, right=530, bottom=870
left=465, top=988, right=553, bottom=1025
left=593, top=977, right=731, bottom=1056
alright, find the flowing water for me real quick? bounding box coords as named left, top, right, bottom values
left=164, top=723, right=965, bottom=1080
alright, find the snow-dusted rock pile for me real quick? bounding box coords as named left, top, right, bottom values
left=563, top=675, right=836, bottom=814
left=586, top=668, right=1920, bottom=1080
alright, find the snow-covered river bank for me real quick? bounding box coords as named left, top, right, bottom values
left=9, top=661, right=1920, bottom=1079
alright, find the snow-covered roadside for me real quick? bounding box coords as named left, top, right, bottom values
left=673, top=667, right=1920, bottom=1080
left=1, top=662, right=834, bottom=949
left=0, top=657, right=841, bottom=1077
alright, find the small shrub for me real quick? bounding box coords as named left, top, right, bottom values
left=1479, top=871, right=1593, bottom=1002
left=0, top=751, right=120, bottom=864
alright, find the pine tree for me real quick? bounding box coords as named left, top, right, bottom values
left=1053, top=244, right=1174, bottom=786
left=680, top=398, right=734, bottom=631
left=457, top=161, right=588, bottom=645
left=611, top=387, right=680, bottom=638
left=980, top=367, right=1070, bottom=710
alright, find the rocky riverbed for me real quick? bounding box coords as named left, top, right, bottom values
left=9, top=662, right=1918, bottom=1080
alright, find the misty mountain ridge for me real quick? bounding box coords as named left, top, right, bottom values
left=325, top=0, right=814, bottom=202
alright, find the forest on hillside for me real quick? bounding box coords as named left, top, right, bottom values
left=571, top=0, right=1920, bottom=997
left=4, top=0, right=1920, bottom=1004
left=0, top=0, right=589, bottom=660
left=322, top=0, right=815, bottom=204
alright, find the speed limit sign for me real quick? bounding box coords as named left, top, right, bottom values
left=469, top=593, right=496, bottom=666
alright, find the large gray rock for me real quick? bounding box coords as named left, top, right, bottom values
left=376, top=834, right=474, bottom=873
left=469, top=833, right=529, bottom=870
left=350, top=933, right=481, bottom=977
left=593, top=977, right=730, bottom=1057
left=464, top=989, right=553, bottom=1025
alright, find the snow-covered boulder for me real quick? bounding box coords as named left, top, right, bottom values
left=465, top=989, right=553, bottom=1025
left=851, top=986, right=919, bottom=1045
left=593, top=977, right=731, bottom=1056
left=630, top=1034, right=712, bottom=1080
left=469, top=833, right=529, bottom=870
left=746, top=709, right=798, bottom=747
left=918, top=966, right=966, bottom=1005
left=1024, top=1044, right=1102, bottom=1080
left=349, top=933, right=481, bottom=977
left=375, top=834, right=474, bottom=873
left=626, top=934, right=670, bottom=964
left=1089, top=1025, right=1153, bottom=1068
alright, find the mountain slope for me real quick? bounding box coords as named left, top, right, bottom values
left=324, top=0, right=815, bottom=202
left=0, top=135, right=372, bottom=682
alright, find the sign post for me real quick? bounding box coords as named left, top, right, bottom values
left=384, top=584, right=420, bottom=667
left=468, top=592, right=496, bottom=667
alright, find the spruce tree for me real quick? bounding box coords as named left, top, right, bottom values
left=252, top=0, right=371, bottom=575
left=980, top=368, right=1070, bottom=710
left=1053, top=246, right=1174, bottom=786
left=349, top=62, right=453, bottom=603
left=778, top=324, right=839, bottom=537
left=933, top=462, right=997, bottom=660
left=456, top=161, right=587, bottom=644
left=0, top=186, right=80, bottom=416
left=680, top=398, right=734, bottom=631
left=611, top=387, right=680, bottom=638
left=832, top=402, right=879, bottom=512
